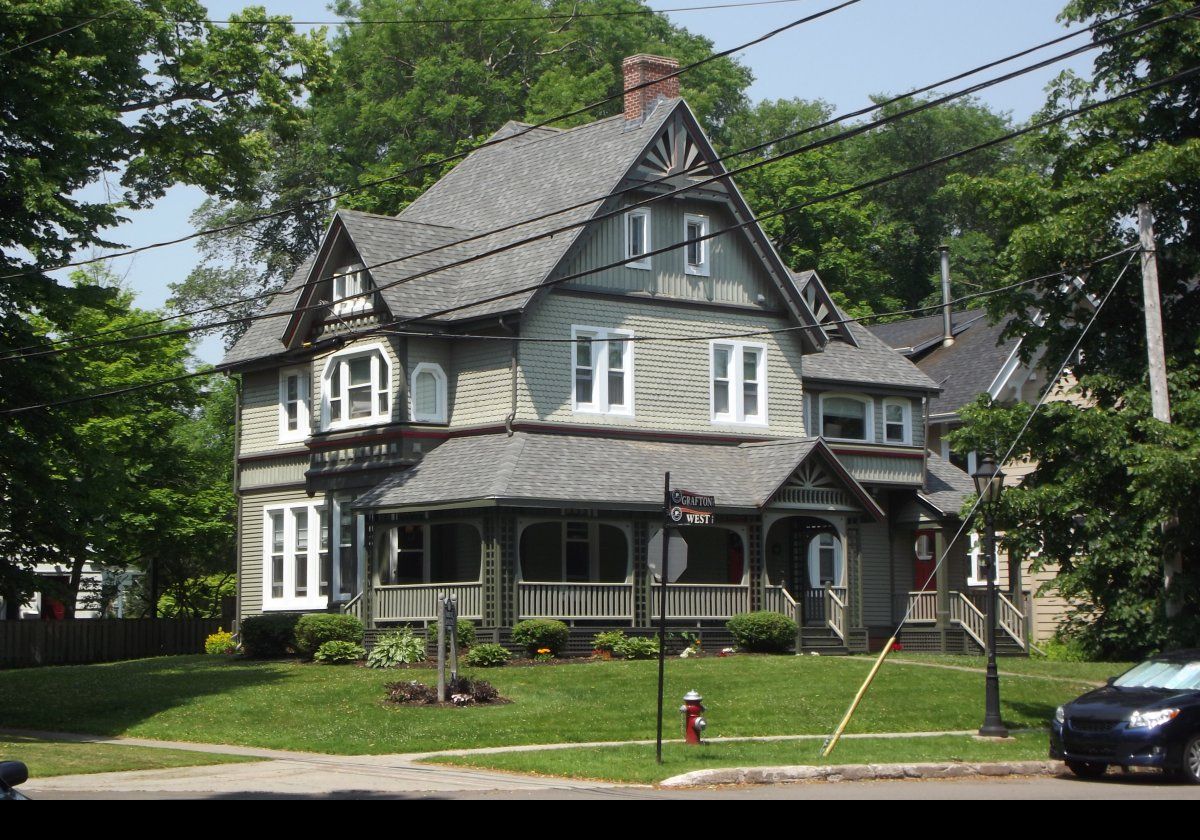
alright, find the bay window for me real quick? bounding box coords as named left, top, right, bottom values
left=321, top=343, right=392, bottom=429
left=820, top=393, right=873, bottom=441
left=710, top=340, right=767, bottom=425
left=572, top=326, right=633, bottom=415
left=263, top=501, right=330, bottom=611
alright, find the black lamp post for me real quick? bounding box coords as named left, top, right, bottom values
left=972, top=453, right=1010, bottom=738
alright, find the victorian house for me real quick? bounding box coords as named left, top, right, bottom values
left=220, top=55, right=1029, bottom=654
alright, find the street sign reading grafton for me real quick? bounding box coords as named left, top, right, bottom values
left=668, top=488, right=716, bottom=526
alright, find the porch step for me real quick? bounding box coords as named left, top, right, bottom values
left=796, top=627, right=853, bottom=656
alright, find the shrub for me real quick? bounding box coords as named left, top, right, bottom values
left=613, top=635, right=659, bottom=660
left=367, top=628, right=427, bottom=668
left=1040, top=636, right=1093, bottom=662
left=511, top=619, right=569, bottom=656
left=726, top=611, right=797, bottom=653
left=463, top=643, right=511, bottom=667
left=294, top=613, right=365, bottom=658
left=592, top=630, right=627, bottom=653
left=386, top=680, right=438, bottom=705
left=313, top=640, right=365, bottom=664
left=456, top=619, right=477, bottom=650
left=204, top=628, right=237, bottom=656
left=240, top=613, right=302, bottom=658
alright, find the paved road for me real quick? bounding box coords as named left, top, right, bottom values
left=24, top=774, right=1200, bottom=800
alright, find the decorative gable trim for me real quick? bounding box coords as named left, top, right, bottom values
left=793, top=270, right=857, bottom=346
left=762, top=438, right=885, bottom=521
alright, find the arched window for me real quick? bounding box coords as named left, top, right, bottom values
left=807, top=532, right=843, bottom=588
left=410, top=362, right=448, bottom=424
left=819, top=393, right=873, bottom=442
left=321, top=342, right=392, bottom=430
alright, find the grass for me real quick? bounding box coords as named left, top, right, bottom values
left=425, top=732, right=1051, bottom=785
left=0, top=654, right=1098, bottom=756
left=890, top=654, right=1132, bottom=683
left=0, top=736, right=254, bottom=779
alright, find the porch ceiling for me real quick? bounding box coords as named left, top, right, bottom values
left=354, top=431, right=882, bottom=519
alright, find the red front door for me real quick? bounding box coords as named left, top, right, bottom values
left=913, top=530, right=937, bottom=590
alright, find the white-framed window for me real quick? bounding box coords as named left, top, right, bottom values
left=320, top=342, right=392, bottom=430
left=278, top=367, right=311, bottom=443
left=410, top=362, right=448, bottom=424
left=331, top=494, right=364, bottom=602
left=882, top=397, right=912, bottom=445
left=820, top=393, right=874, bottom=442
left=710, top=341, right=767, bottom=426
left=683, top=213, right=710, bottom=276
left=572, top=326, right=634, bottom=416
left=967, top=531, right=986, bottom=587
left=625, top=208, right=652, bottom=270
left=331, top=263, right=370, bottom=315
left=263, top=501, right=330, bottom=611
left=807, top=532, right=844, bottom=588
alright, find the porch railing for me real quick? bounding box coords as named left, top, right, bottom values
left=517, top=582, right=634, bottom=622
left=903, top=590, right=1026, bottom=650
left=803, top=586, right=847, bottom=625
left=762, top=585, right=798, bottom=616
left=650, top=584, right=750, bottom=620
left=340, top=592, right=365, bottom=623
left=825, top=586, right=847, bottom=643
left=996, top=591, right=1028, bottom=650
left=950, top=592, right=987, bottom=650
left=374, top=583, right=484, bottom=623
left=905, top=590, right=939, bottom=623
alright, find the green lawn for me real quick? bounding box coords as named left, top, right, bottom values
left=890, top=654, right=1132, bottom=683
left=426, top=732, right=1050, bottom=785
left=0, top=736, right=254, bottom=779
left=0, top=654, right=1096, bottom=756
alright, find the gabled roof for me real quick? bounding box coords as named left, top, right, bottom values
left=919, top=317, right=1018, bottom=417
left=223, top=98, right=828, bottom=368
left=355, top=431, right=883, bottom=520
left=868, top=310, right=985, bottom=357
left=918, top=451, right=976, bottom=517
left=802, top=316, right=940, bottom=392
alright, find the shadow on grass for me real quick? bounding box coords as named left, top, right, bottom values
left=0, top=656, right=289, bottom=738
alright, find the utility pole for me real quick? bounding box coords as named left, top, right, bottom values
left=1138, top=203, right=1181, bottom=615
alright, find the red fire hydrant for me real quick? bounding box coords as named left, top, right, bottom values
left=680, top=690, right=707, bottom=745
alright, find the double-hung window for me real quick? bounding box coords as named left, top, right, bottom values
left=820, top=393, right=873, bottom=442
left=625, top=208, right=652, bottom=270
left=572, top=326, right=633, bottom=415
left=331, top=263, right=370, bottom=315
left=710, top=341, right=767, bottom=425
left=683, top=213, right=710, bottom=276
left=264, top=502, right=329, bottom=611
left=278, top=367, right=311, bottom=442
left=322, top=343, right=392, bottom=429
left=882, top=397, right=912, bottom=445
left=410, top=362, right=448, bottom=424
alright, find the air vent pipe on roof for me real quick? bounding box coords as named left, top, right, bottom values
left=938, top=245, right=954, bottom=347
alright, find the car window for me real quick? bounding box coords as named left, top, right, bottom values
left=1114, top=659, right=1200, bottom=690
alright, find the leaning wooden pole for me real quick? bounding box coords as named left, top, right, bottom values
left=821, top=636, right=898, bottom=758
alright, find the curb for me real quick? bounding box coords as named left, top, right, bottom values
left=660, top=760, right=1062, bottom=787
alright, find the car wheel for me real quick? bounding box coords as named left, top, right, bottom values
left=1065, top=760, right=1108, bottom=778
left=1183, top=735, right=1200, bottom=785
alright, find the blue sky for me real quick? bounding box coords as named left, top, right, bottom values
left=66, top=0, right=1091, bottom=364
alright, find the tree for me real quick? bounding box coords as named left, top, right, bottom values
left=0, top=0, right=324, bottom=612
left=947, top=0, right=1200, bottom=657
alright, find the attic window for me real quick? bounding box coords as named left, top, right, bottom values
left=684, top=214, right=709, bottom=276
left=625, top=208, right=651, bottom=270
left=331, top=263, right=370, bottom=315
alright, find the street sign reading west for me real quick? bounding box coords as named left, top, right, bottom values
left=668, top=487, right=716, bottom=526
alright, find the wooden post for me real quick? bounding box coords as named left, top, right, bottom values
left=436, top=595, right=447, bottom=703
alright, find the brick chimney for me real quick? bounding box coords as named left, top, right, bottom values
left=622, top=54, right=680, bottom=122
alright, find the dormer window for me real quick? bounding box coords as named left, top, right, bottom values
left=820, top=393, right=873, bottom=442
left=331, top=263, right=370, bottom=315
left=625, top=208, right=651, bottom=270
left=411, top=362, right=448, bottom=424
left=883, top=397, right=912, bottom=445
left=684, top=213, right=709, bottom=276
left=322, top=342, right=392, bottom=430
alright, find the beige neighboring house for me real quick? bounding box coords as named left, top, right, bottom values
left=869, top=310, right=1078, bottom=644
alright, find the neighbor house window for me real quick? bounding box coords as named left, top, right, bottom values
left=410, top=362, right=448, bottom=424
left=710, top=341, right=767, bottom=425
left=572, top=326, right=633, bottom=415
left=820, top=393, right=873, bottom=441
left=321, top=342, right=392, bottom=429
left=683, top=213, right=710, bottom=276
left=883, top=397, right=912, bottom=445
left=625, top=208, right=651, bottom=270
left=278, top=367, right=311, bottom=443
left=331, top=263, right=370, bottom=315
left=263, top=501, right=329, bottom=611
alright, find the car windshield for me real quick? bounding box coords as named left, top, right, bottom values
left=1113, top=659, right=1200, bottom=690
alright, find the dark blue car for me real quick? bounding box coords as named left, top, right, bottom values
left=1051, top=649, right=1200, bottom=782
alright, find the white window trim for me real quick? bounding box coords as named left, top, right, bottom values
left=683, top=213, right=710, bottom=277
left=571, top=326, right=635, bottom=417
left=819, top=392, right=875, bottom=443
left=709, top=340, right=768, bottom=427
left=278, top=366, right=311, bottom=443
left=331, top=263, right=370, bottom=315
left=624, top=208, right=652, bottom=270
left=262, top=502, right=328, bottom=612
left=320, top=341, right=392, bottom=431
left=967, top=531, right=986, bottom=587
left=330, top=495, right=365, bottom=603
left=807, top=532, right=845, bottom=588
left=515, top=518, right=634, bottom=584
left=410, top=362, right=448, bottom=424
left=882, top=397, right=913, bottom=445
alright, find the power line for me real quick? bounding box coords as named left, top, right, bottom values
left=7, top=2, right=1186, bottom=362
left=0, top=253, right=1129, bottom=416
left=0, top=0, right=811, bottom=26
left=0, top=8, right=115, bottom=57
left=2, top=0, right=858, bottom=284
